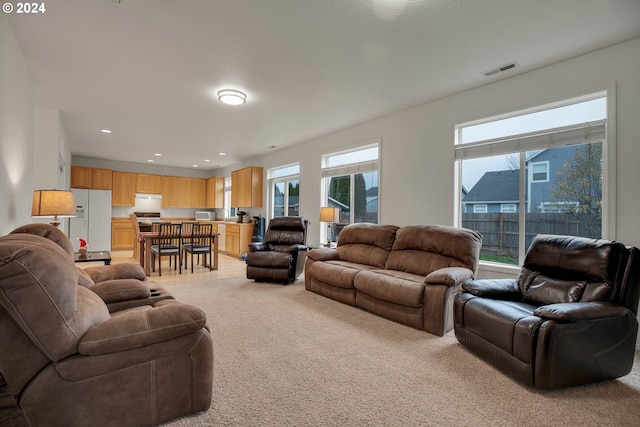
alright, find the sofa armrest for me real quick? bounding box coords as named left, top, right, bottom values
left=306, top=247, right=340, bottom=262
left=462, top=278, right=522, bottom=300
left=90, top=279, right=151, bottom=304
left=78, top=302, right=207, bottom=355
left=534, top=301, right=629, bottom=322
left=424, top=267, right=474, bottom=287
left=84, top=263, right=146, bottom=283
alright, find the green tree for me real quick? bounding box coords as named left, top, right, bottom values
left=549, top=142, right=602, bottom=237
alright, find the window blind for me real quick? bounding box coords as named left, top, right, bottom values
left=454, top=120, right=606, bottom=160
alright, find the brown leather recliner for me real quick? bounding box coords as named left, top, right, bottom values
left=454, top=234, right=640, bottom=389
left=245, top=216, right=310, bottom=283
left=10, top=223, right=174, bottom=313
left=0, top=230, right=213, bottom=426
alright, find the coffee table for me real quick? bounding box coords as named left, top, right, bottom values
left=73, top=251, right=111, bottom=265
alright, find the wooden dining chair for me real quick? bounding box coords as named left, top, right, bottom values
left=151, top=222, right=182, bottom=276
left=130, top=213, right=140, bottom=260
left=182, top=223, right=213, bottom=273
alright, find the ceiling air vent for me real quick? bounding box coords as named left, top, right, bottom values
left=483, top=62, right=519, bottom=77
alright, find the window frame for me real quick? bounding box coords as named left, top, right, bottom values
left=320, top=141, right=380, bottom=241
left=530, top=161, right=549, bottom=183
left=268, top=163, right=300, bottom=219
left=454, top=90, right=616, bottom=270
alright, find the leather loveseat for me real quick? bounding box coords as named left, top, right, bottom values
left=454, top=234, right=640, bottom=389
left=0, top=225, right=213, bottom=426
left=305, top=223, right=482, bottom=336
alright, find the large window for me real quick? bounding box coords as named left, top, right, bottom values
left=455, top=94, right=609, bottom=266
left=268, top=163, right=300, bottom=218
left=321, top=143, right=379, bottom=242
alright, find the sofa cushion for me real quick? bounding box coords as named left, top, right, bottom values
left=336, top=224, right=399, bottom=268
left=354, top=269, right=426, bottom=307
left=385, top=225, right=482, bottom=276
left=307, top=260, right=374, bottom=289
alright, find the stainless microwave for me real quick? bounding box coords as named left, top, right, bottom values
left=195, top=211, right=214, bottom=221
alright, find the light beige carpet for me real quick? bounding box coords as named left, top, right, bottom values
left=163, top=278, right=640, bottom=427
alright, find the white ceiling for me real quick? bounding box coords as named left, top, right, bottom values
left=8, top=0, right=640, bottom=170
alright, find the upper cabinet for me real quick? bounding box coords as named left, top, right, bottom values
left=162, top=176, right=194, bottom=208
left=192, top=178, right=206, bottom=208
left=71, top=166, right=112, bottom=190
left=112, top=172, right=136, bottom=206
left=136, top=174, right=163, bottom=194
left=206, top=176, right=224, bottom=208
left=231, top=166, right=263, bottom=207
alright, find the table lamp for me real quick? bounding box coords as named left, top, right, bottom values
left=319, top=207, right=340, bottom=247
left=31, top=189, right=76, bottom=227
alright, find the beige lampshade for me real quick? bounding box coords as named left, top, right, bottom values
left=319, top=207, right=340, bottom=223
left=31, top=190, right=76, bottom=226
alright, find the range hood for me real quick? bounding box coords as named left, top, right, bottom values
left=135, top=193, right=162, bottom=200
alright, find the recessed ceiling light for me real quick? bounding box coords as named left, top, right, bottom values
left=267, top=145, right=277, bottom=149
left=192, top=164, right=199, bottom=168
left=154, top=153, right=162, bottom=157
left=218, top=89, right=246, bottom=106
left=218, top=152, right=227, bottom=156
left=101, top=129, right=112, bottom=133
left=204, top=159, right=211, bottom=162
left=147, top=159, right=154, bottom=163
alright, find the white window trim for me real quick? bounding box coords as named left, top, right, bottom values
left=530, top=161, right=549, bottom=183
left=268, top=163, right=300, bottom=219
left=474, top=204, right=488, bottom=213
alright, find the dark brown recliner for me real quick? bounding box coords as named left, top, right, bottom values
left=246, top=217, right=310, bottom=283
left=454, top=234, right=640, bottom=389
left=0, top=231, right=213, bottom=426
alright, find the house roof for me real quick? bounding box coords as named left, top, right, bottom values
left=463, top=170, right=519, bottom=203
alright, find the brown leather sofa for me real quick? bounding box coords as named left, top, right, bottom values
left=246, top=216, right=310, bottom=283
left=305, top=223, right=482, bottom=336
left=0, top=226, right=213, bottom=426
left=454, top=234, right=640, bottom=389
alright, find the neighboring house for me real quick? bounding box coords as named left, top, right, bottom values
left=463, top=146, right=584, bottom=214
left=462, top=169, right=520, bottom=213
left=526, top=146, right=580, bottom=213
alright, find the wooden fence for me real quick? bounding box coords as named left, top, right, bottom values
left=462, top=213, right=602, bottom=258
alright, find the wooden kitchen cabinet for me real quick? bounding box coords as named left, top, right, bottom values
left=231, top=166, right=263, bottom=207
left=112, top=172, right=136, bottom=206
left=111, top=218, right=133, bottom=250
left=162, top=176, right=193, bottom=208
left=223, top=222, right=253, bottom=258
left=136, top=173, right=162, bottom=194
left=205, top=176, right=224, bottom=208
left=71, top=166, right=112, bottom=189
left=92, top=168, right=113, bottom=190
left=71, top=166, right=92, bottom=188
left=192, top=178, right=206, bottom=208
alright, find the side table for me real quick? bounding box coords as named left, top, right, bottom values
left=73, top=251, right=111, bottom=265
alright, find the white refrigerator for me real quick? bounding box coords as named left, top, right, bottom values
left=68, top=188, right=112, bottom=252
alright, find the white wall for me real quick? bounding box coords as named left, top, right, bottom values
left=0, top=14, right=35, bottom=235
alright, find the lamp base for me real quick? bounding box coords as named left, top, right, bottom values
left=49, top=216, right=61, bottom=227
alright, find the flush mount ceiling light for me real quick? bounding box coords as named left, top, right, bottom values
left=218, top=89, right=246, bottom=106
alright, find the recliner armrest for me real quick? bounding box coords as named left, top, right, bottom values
left=306, top=247, right=339, bottom=262
left=84, top=263, right=147, bottom=283
left=424, top=267, right=473, bottom=287
left=78, top=302, right=207, bottom=355
left=285, top=244, right=308, bottom=253
left=534, top=301, right=629, bottom=322
left=249, top=242, right=269, bottom=252
left=462, top=278, right=522, bottom=300
left=90, top=279, right=151, bottom=303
